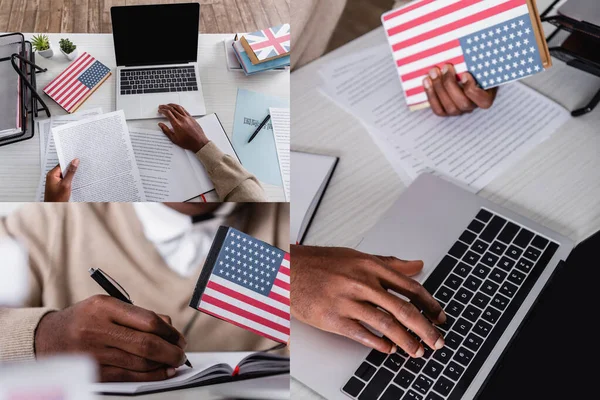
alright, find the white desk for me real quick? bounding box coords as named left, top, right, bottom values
left=0, top=33, right=289, bottom=202
left=290, top=0, right=600, bottom=397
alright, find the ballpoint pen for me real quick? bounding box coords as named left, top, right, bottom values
left=247, top=114, right=271, bottom=143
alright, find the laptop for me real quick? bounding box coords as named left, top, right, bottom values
left=111, top=3, right=207, bottom=120
left=292, top=174, right=574, bottom=400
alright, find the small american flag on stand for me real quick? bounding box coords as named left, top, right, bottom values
left=190, top=226, right=290, bottom=343
left=382, top=0, right=550, bottom=109
left=241, top=24, right=291, bottom=64
left=43, top=52, right=111, bottom=113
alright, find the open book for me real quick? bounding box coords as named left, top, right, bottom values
left=92, top=351, right=289, bottom=395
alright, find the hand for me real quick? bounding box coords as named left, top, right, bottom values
left=423, top=64, right=498, bottom=117
left=290, top=246, right=446, bottom=358
left=158, top=104, right=209, bottom=153
left=35, top=295, right=187, bottom=382
left=44, top=159, right=79, bottom=202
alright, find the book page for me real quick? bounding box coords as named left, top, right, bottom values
left=270, top=107, right=290, bottom=201
left=52, top=110, right=146, bottom=202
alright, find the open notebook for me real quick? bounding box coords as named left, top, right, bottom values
left=92, top=351, right=289, bottom=395
left=291, top=151, right=339, bottom=244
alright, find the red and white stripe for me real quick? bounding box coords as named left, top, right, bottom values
left=382, top=0, right=529, bottom=106
left=198, top=253, right=291, bottom=343
left=43, top=52, right=95, bottom=112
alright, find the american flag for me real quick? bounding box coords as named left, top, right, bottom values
left=43, top=52, right=111, bottom=113
left=382, top=0, right=545, bottom=108
left=190, top=227, right=290, bottom=343
left=244, top=24, right=291, bottom=62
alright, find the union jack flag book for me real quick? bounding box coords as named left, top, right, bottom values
left=240, top=24, right=291, bottom=65
left=190, top=226, right=291, bottom=344
left=382, top=0, right=551, bottom=110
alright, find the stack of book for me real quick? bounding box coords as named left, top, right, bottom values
left=225, top=24, right=291, bottom=75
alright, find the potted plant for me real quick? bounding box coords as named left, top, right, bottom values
left=31, top=34, right=53, bottom=58
left=59, top=38, right=78, bottom=61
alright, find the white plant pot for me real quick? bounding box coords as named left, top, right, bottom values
left=61, top=48, right=78, bottom=61
left=37, top=48, right=53, bottom=58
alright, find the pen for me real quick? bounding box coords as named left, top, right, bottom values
left=247, top=114, right=271, bottom=143
left=89, top=267, right=193, bottom=368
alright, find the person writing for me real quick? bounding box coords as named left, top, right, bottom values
left=44, top=104, right=266, bottom=202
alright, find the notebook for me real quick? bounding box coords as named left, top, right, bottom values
left=92, top=351, right=289, bottom=395
left=224, top=35, right=289, bottom=72
left=290, top=151, right=339, bottom=244
left=232, top=40, right=290, bottom=75
left=382, top=0, right=552, bottom=110
left=240, top=24, right=291, bottom=64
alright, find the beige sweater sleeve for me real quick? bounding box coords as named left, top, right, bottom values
left=195, top=141, right=267, bottom=202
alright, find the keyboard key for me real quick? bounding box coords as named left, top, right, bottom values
left=405, top=357, right=426, bottom=374
left=425, top=393, right=444, bottom=400
left=384, top=353, right=406, bottom=372
left=453, top=262, right=471, bottom=278
left=471, top=240, right=488, bottom=254
left=343, top=377, right=365, bottom=397
left=412, top=375, right=433, bottom=395
left=507, top=270, right=526, bottom=286
left=462, top=251, right=480, bottom=266
left=403, top=390, right=423, bottom=400
left=515, top=258, right=534, bottom=274
left=506, top=245, right=523, bottom=260
left=381, top=384, right=405, bottom=400
left=358, top=368, right=394, bottom=400
left=446, top=300, right=465, bottom=317
left=491, top=294, right=510, bottom=311
left=481, top=280, right=499, bottom=297
left=473, top=320, right=493, bottom=338
left=444, top=332, right=463, bottom=350
left=435, top=286, right=454, bottom=304
left=454, top=287, right=474, bottom=304
left=355, top=362, right=377, bottom=381
left=366, top=350, right=387, bottom=366
left=454, top=318, right=473, bottom=336
left=524, top=246, right=541, bottom=261
left=467, top=219, right=485, bottom=234
left=531, top=235, right=549, bottom=250
left=433, top=347, right=454, bottom=365
left=513, top=229, right=534, bottom=248
left=497, top=256, right=515, bottom=272
left=443, top=361, right=464, bottom=381
left=394, top=369, right=416, bottom=389
left=437, top=314, right=455, bottom=332
left=472, top=292, right=491, bottom=309
left=433, top=376, right=455, bottom=397
left=462, top=305, right=482, bottom=323
left=480, top=216, right=506, bottom=243
left=489, top=268, right=508, bottom=284
left=443, top=274, right=463, bottom=290
left=464, top=275, right=483, bottom=292
left=473, top=264, right=491, bottom=280
left=459, top=230, right=477, bottom=245
left=480, top=252, right=499, bottom=268
left=448, top=241, right=468, bottom=259
left=476, top=209, right=493, bottom=222
left=500, top=281, right=518, bottom=298
left=423, top=359, right=444, bottom=379
left=489, top=241, right=508, bottom=256
left=464, top=333, right=483, bottom=352
left=482, top=306, right=502, bottom=324
left=497, top=222, right=520, bottom=244
left=453, top=347, right=475, bottom=367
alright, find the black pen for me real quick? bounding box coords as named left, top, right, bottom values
left=247, top=114, right=271, bottom=143
left=89, top=267, right=193, bottom=368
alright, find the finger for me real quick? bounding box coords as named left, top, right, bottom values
left=428, top=67, right=461, bottom=116
left=423, top=77, right=446, bottom=117
left=374, top=257, right=423, bottom=277
left=100, top=365, right=177, bottom=383
left=158, top=107, right=179, bottom=125
left=95, top=347, right=166, bottom=372
left=441, top=64, right=475, bottom=113
left=337, top=319, right=397, bottom=355
left=47, top=164, right=62, bottom=179
left=168, top=103, right=191, bottom=117
left=158, top=314, right=172, bottom=325
left=354, top=304, right=424, bottom=358
left=61, top=158, right=79, bottom=186
left=462, top=73, right=498, bottom=109
left=158, top=123, right=175, bottom=141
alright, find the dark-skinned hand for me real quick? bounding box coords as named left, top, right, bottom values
left=44, top=159, right=79, bottom=202
left=157, top=104, right=209, bottom=153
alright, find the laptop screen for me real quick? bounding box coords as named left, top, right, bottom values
left=111, top=3, right=200, bottom=67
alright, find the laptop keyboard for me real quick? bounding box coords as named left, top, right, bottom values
left=119, top=66, right=198, bottom=95
left=342, top=208, right=558, bottom=400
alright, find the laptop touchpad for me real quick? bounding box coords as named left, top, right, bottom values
left=141, top=94, right=180, bottom=117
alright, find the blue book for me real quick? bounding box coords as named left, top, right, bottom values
left=232, top=41, right=290, bottom=75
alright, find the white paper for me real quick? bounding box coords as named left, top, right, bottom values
left=319, top=45, right=571, bottom=192
left=270, top=107, right=291, bottom=201
left=35, top=108, right=103, bottom=201
left=0, top=239, right=28, bottom=307
left=52, top=110, right=146, bottom=202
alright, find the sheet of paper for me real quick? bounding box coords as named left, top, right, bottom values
left=319, top=45, right=571, bottom=192
left=52, top=110, right=146, bottom=201
left=270, top=107, right=290, bottom=201
left=34, top=108, right=103, bottom=201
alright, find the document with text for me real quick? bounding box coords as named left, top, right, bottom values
left=270, top=107, right=290, bottom=201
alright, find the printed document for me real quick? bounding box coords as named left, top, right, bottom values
left=270, top=107, right=291, bottom=201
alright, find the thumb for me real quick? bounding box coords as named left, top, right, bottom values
left=375, top=256, right=424, bottom=277
left=158, top=314, right=172, bottom=325
left=62, top=158, right=79, bottom=186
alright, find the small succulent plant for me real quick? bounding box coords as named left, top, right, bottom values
left=31, top=34, right=51, bottom=52
left=59, top=38, right=77, bottom=54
